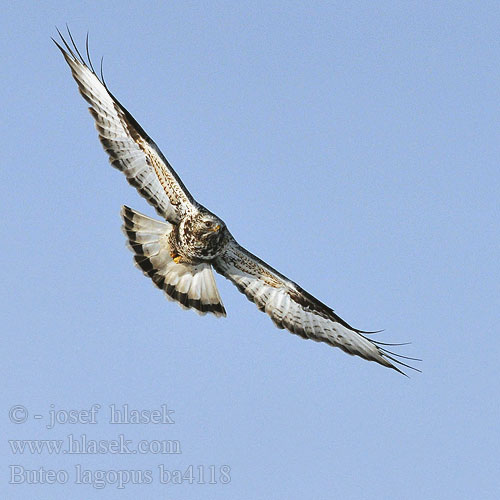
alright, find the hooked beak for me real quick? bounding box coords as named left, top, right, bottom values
left=212, top=224, right=221, bottom=232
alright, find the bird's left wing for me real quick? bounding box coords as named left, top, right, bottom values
left=54, top=30, right=197, bottom=223
left=214, top=238, right=419, bottom=375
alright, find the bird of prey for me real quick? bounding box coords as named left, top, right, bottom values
left=54, top=29, right=419, bottom=375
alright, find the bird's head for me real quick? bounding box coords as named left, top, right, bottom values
left=194, top=211, right=226, bottom=243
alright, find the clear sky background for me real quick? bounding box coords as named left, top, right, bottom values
left=2, top=1, right=499, bottom=499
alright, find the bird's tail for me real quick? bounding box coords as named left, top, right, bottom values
left=121, top=206, right=226, bottom=317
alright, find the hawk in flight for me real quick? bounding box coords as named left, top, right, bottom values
left=55, top=29, right=419, bottom=375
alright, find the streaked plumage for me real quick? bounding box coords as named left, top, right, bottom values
left=55, top=29, right=420, bottom=375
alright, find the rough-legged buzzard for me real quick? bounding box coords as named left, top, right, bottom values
left=54, top=29, right=419, bottom=375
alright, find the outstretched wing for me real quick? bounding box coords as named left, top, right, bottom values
left=214, top=239, right=420, bottom=375
left=54, top=29, right=197, bottom=223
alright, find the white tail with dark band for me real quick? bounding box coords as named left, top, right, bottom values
left=121, top=206, right=226, bottom=317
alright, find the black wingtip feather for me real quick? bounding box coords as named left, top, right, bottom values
left=100, top=56, right=107, bottom=87
left=54, top=26, right=108, bottom=90
left=66, top=25, right=85, bottom=65
left=85, top=31, right=96, bottom=75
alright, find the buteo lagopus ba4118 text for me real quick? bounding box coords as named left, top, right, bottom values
left=54, top=29, right=420, bottom=375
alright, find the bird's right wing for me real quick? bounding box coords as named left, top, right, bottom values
left=54, top=29, right=197, bottom=223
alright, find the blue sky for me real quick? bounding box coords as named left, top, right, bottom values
left=2, top=1, right=499, bottom=499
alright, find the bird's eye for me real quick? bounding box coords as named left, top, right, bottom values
left=204, top=221, right=212, bottom=227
